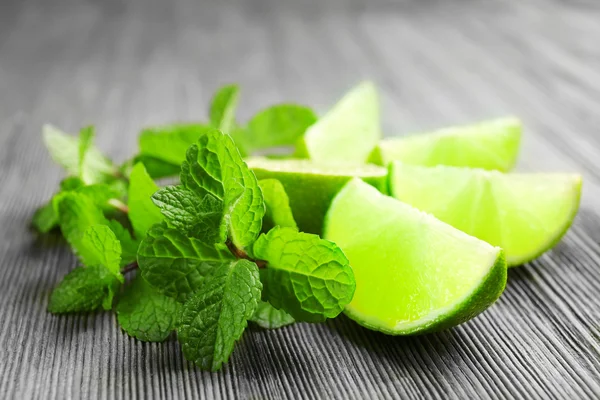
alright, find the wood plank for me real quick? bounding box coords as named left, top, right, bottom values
left=1, top=0, right=599, bottom=398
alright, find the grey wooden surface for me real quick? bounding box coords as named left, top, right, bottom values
left=1, top=0, right=600, bottom=398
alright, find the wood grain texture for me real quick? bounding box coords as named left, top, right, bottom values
left=1, top=0, right=600, bottom=398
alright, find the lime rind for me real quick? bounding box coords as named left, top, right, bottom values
left=343, top=250, right=506, bottom=335
left=247, top=157, right=386, bottom=177
left=248, top=158, right=388, bottom=234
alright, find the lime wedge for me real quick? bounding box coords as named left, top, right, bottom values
left=296, top=82, right=381, bottom=164
left=389, top=163, right=582, bottom=266
left=323, top=179, right=506, bottom=335
left=247, top=158, right=387, bottom=234
left=369, top=117, right=521, bottom=171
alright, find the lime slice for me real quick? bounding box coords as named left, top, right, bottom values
left=295, top=82, right=381, bottom=164
left=247, top=158, right=387, bottom=234
left=369, top=117, right=521, bottom=171
left=389, top=163, right=582, bottom=266
left=323, top=179, right=506, bottom=335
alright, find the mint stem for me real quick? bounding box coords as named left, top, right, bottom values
left=108, top=199, right=129, bottom=214
left=122, top=261, right=138, bottom=274
left=225, top=240, right=267, bottom=268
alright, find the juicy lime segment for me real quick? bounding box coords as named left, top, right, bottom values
left=296, top=82, right=381, bottom=164
left=370, top=117, right=521, bottom=171
left=324, top=179, right=506, bottom=334
left=389, top=163, right=582, bottom=266
left=247, top=158, right=387, bottom=234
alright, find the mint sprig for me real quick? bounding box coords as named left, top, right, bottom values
left=34, top=85, right=356, bottom=371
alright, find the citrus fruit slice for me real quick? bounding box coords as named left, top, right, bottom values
left=369, top=117, right=521, bottom=171
left=247, top=158, right=387, bottom=234
left=295, top=82, right=381, bottom=164
left=388, top=162, right=582, bottom=266
left=323, top=179, right=506, bottom=335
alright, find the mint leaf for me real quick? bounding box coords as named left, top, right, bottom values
left=32, top=180, right=121, bottom=234
left=60, top=177, right=84, bottom=191
left=78, top=225, right=123, bottom=279
left=55, top=192, right=136, bottom=266
left=209, top=84, right=239, bottom=134
left=259, top=179, right=297, bottom=232
left=128, top=163, right=163, bottom=238
left=32, top=201, right=58, bottom=233
left=177, top=259, right=261, bottom=371
left=108, top=220, right=139, bottom=265
left=250, top=301, right=295, bottom=329
left=252, top=226, right=355, bottom=322
left=48, top=266, right=119, bottom=314
left=78, top=126, right=94, bottom=173
left=138, top=223, right=235, bottom=302
left=131, top=155, right=181, bottom=179
left=139, top=124, right=212, bottom=166
left=117, top=276, right=181, bottom=342
left=245, top=104, right=317, bottom=152
left=77, top=184, right=123, bottom=211
left=180, top=129, right=265, bottom=249
left=43, top=124, right=82, bottom=177
left=56, top=192, right=110, bottom=249
left=152, top=186, right=222, bottom=242
left=43, top=125, right=116, bottom=184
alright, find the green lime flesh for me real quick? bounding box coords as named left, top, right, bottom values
left=369, top=117, right=521, bottom=171
left=247, top=158, right=387, bottom=234
left=296, top=81, right=381, bottom=164
left=389, top=163, right=582, bottom=266
left=323, top=179, right=506, bottom=335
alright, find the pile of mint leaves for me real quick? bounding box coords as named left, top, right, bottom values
left=33, top=85, right=355, bottom=371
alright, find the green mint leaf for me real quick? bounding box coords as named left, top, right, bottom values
left=131, top=155, right=182, bottom=179
left=56, top=192, right=136, bottom=266
left=245, top=104, right=317, bottom=152
left=180, top=129, right=265, bottom=249
left=128, top=163, right=163, bottom=238
left=43, top=125, right=116, bottom=184
left=250, top=301, right=295, bottom=329
left=32, top=201, right=59, bottom=233
left=48, top=266, right=120, bottom=314
left=152, top=186, right=222, bottom=242
left=56, top=192, right=110, bottom=249
left=229, top=126, right=250, bottom=157
left=117, top=275, right=181, bottom=342
left=137, top=223, right=235, bottom=302
left=108, top=220, right=139, bottom=266
left=43, top=124, right=82, bottom=177
left=252, top=226, right=355, bottom=322
left=78, top=225, right=123, bottom=279
left=60, top=177, right=84, bottom=191
left=209, top=84, right=239, bottom=134
left=78, top=126, right=94, bottom=171
left=77, top=184, right=123, bottom=211
left=177, top=259, right=261, bottom=371
left=139, top=124, right=212, bottom=166
left=33, top=179, right=122, bottom=234
left=259, top=179, right=297, bottom=232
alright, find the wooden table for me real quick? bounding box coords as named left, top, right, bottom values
left=1, top=0, right=599, bottom=398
